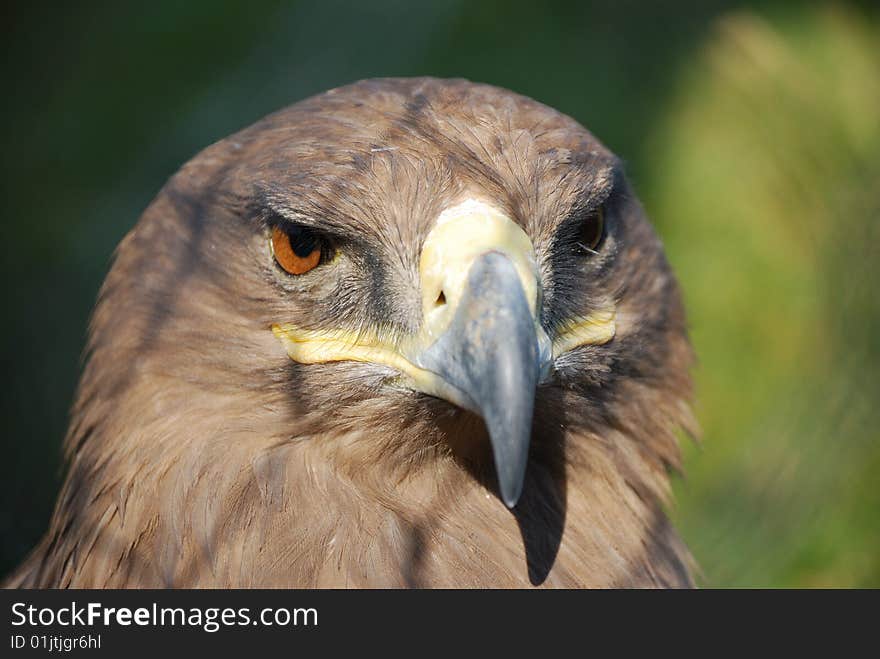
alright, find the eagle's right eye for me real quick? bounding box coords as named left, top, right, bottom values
left=270, top=225, right=324, bottom=275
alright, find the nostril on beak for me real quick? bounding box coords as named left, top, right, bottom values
left=435, top=290, right=447, bottom=307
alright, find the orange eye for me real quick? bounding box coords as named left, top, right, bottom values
left=270, top=225, right=323, bottom=275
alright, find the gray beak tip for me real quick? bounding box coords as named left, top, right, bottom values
left=416, top=251, right=540, bottom=511
left=502, top=488, right=522, bottom=509
left=491, top=422, right=531, bottom=508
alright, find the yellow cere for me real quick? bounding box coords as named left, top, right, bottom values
left=418, top=199, right=545, bottom=343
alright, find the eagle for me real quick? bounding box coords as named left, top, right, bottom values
left=6, top=78, right=696, bottom=588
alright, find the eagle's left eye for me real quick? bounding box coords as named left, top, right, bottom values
left=270, top=225, right=325, bottom=275
left=579, top=207, right=605, bottom=253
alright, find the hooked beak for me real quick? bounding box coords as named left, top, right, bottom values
left=414, top=251, right=544, bottom=507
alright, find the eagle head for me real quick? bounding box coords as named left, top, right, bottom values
left=10, top=78, right=696, bottom=588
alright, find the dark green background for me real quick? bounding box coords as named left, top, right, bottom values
left=3, top=0, right=878, bottom=586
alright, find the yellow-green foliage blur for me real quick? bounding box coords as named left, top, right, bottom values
left=653, top=6, right=880, bottom=587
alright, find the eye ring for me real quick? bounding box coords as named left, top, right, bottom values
left=578, top=207, right=605, bottom=254
left=270, top=225, right=324, bottom=275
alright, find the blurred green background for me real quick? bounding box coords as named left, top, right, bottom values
left=2, top=0, right=877, bottom=586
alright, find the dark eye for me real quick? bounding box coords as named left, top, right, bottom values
left=270, top=224, right=326, bottom=275
left=578, top=207, right=605, bottom=254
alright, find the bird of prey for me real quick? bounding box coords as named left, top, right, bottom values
left=6, top=78, right=696, bottom=588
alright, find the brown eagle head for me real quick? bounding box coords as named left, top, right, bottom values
left=10, top=78, right=696, bottom=588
